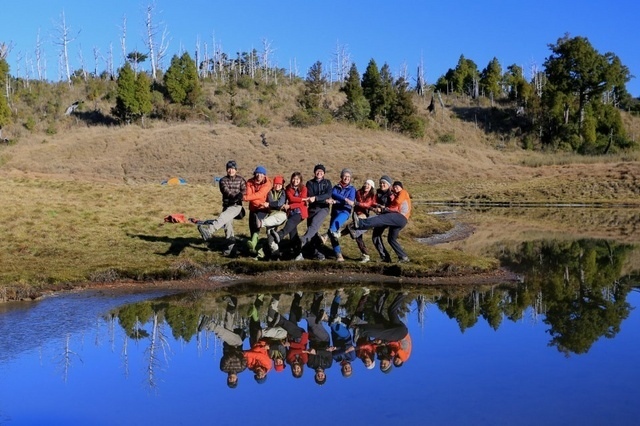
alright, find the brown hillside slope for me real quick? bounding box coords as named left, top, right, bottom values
left=1, top=121, right=639, bottom=203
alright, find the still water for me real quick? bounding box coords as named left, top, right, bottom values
left=1, top=207, right=639, bottom=426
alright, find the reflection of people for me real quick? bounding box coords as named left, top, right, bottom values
left=353, top=291, right=409, bottom=373
left=305, top=292, right=333, bottom=384
left=244, top=339, right=272, bottom=384
left=203, top=296, right=247, bottom=388
left=327, top=289, right=356, bottom=377
left=197, top=160, right=247, bottom=256
left=283, top=292, right=309, bottom=379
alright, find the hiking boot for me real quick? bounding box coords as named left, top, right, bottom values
left=352, top=213, right=361, bottom=230
left=269, top=228, right=281, bottom=244
left=320, top=233, right=329, bottom=245
left=362, top=287, right=370, bottom=296
left=247, top=233, right=259, bottom=251
left=336, top=253, right=345, bottom=262
left=330, top=231, right=340, bottom=241
left=294, top=253, right=304, bottom=261
left=360, top=254, right=370, bottom=263
left=222, top=238, right=236, bottom=256
left=347, top=224, right=357, bottom=239
left=197, top=224, right=213, bottom=241
left=314, top=252, right=326, bottom=261
left=398, top=257, right=410, bottom=263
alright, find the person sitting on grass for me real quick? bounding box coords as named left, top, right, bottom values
left=324, top=168, right=356, bottom=262
left=257, top=175, right=287, bottom=259
left=197, top=160, right=246, bottom=256
left=243, top=166, right=272, bottom=254
left=344, top=179, right=377, bottom=263
left=270, top=172, right=308, bottom=259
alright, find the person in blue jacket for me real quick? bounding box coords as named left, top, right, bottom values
left=325, top=168, right=356, bottom=262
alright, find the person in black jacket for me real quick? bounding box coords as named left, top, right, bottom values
left=295, top=164, right=333, bottom=261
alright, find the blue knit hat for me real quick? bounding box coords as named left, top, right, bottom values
left=254, top=166, right=267, bottom=175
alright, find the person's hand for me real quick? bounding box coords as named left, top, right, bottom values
left=262, top=201, right=269, bottom=208
left=307, top=196, right=316, bottom=203
left=345, top=198, right=355, bottom=206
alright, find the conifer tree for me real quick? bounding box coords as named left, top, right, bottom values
left=0, top=58, right=10, bottom=134
left=338, top=63, right=370, bottom=122
left=361, top=59, right=383, bottom=120
left=164, top=52, right=201, bottom=106
left=113, top=62, right=137, bottom=123
left=480, top=57, right=502, bottom=99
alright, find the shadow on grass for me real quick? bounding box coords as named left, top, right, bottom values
left=128, top=233, right=226, bottom=256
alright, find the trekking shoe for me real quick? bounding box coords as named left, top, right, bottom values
left=197, top=224, right=213, bottom=241
left=330, top=231, right=340, bottom=241
left=362, top=287, right=370, bottom=296
left=398, top=257, right=410, bottom=263
left=352, top=213, right=361, bottom=230
left=331, top=316, right=342, bottom=325
left=314, top=252, right=326, bottom=261
left=268, top=228, right=281, bottom=244
left=269, top=241, right=279, bottom=253
left=320, top=233, right=329, bottom=245
left=247, top=233, right=259, bottom=251
left=347, top=224, right=357, bottom=239
left=294, top=253, right=304, bottom=261
left=336, top=253, right=345, bottom=262
left=223, top=240, right=236, bottom=257
left=360, top=254, right=370, bottom=263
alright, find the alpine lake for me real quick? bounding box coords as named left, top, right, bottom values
left=1, top=206, right=639, bottom=426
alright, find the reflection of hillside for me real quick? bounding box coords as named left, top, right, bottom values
left=438, top=207, right=640, bottom=275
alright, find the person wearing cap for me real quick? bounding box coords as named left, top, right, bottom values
left=350, top=176, right=411, bottom=263
left=346, top=178, right=377, bottom=263
left=296, top=164, right=333, bottom=261
left=243, top=339, right=273, bottom=385
left=243, top=165, right=273, bottom=253
left=197, top=160, right=247, bottom=256
left=200, top=296, right=247, bottom=388
left=324, top=168, right=356, bottom=262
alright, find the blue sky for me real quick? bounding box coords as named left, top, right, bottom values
left=2, top=0, right=639, bottom=97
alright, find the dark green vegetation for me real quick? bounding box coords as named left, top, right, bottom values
left=1, top=34, right=638, bottom=152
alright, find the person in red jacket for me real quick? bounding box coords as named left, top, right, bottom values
left=270, top=172, right=308, bottom=258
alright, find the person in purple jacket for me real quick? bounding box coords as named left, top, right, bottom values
left=324, top=168, right=356, bottom=262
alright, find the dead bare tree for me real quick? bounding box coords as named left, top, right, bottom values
left=331, top=40, right=350, bottom=84
left=51, top=10, right=79, bottom=85
left=144, top=2, right=170, bottom=81
left=119, top=15, right=127, bottom=64
left=261, top=38, right=275, bottom=83
left=35, top=30, right=45, bottom=80
left=92, top=46, right=100, bottom=77
left=77, top=44, right=87, bottom=82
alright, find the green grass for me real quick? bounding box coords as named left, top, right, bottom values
left=0, top=177, right=496, bottom=297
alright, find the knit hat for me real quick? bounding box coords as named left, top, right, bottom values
left=273, top=175, right=285, bottom=185
left=379, top=175, right=392, bottom=186
left=314, top=164, right=326, bottom=173
left=254, top=374, right=267, bottom=384
left=340, top=168, right=352, bottom=177
left=365, top=179, right=375, bottom=189
left=275, top=363, right=285, bottom=372
left=254, top=165, right=267, bottom=175
left=392, top=181, right=403, bottom=188
left=226, top=160, right=237, bottom=170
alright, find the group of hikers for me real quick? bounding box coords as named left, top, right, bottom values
left=201, top=289, right=412, bottom=387
left=195, top=160, right=412, bottom=263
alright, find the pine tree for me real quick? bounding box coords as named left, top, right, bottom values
left=164, top=52, right=201, bottom=106
left=338, top=63, right=370, bottom=123
left=480, top=57, right=502, bottom=100
left=361, top=59, right=382, bottom=120
left=112, top=62, right=138, bottom=123
left=0, top=59, right=10, bottom=134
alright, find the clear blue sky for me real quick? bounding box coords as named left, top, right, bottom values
left=2, top=0, right=639, bottom=97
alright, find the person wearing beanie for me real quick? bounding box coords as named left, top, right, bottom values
left=349, top=175, right=411, bottom=263
left=345, top=178, right=377, bottom=263
left=197, top=160, right=247, bottom=256
left=323, top=168, right=356, bottom=262
left=243, top=166, right=273, bottom=253
left=243, top=340, right=272, bottom=385
left=254, top=174, right=287, bottom=259
left=295, top=164, right=333, bottom=261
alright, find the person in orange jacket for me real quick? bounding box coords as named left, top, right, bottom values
left=243, top=340, right=273, bottom=384
left=244, top=165, right=273, bottom=252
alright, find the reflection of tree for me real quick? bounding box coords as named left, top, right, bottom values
left=164, top=304, right=200, bottom=343
left=501, top=239, right=634, bottom=355
left=436, top=292, right=479, bottom=332
left=479, top=288, right=503, bottom=330
left=116, top=303, right=153, bottom=339
left=146, top=312, right=171, bottom=388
